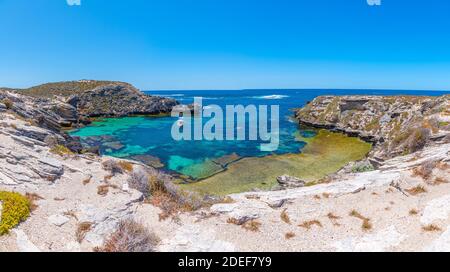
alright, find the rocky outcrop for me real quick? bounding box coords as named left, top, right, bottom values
left=296, top=95, right=450, bottom=159
left=1, top=80, right=181, bottom=154
left=0, top=109, right=158, bottom=251
left=275, top=175, right=306, bottom=189
left=67, top=83, right=178, bottom=117
left=1, top=91, right=70, bottom=133
left=0, top=115, right=65, bottom=185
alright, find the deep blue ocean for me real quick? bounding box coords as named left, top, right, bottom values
left=71, top=89, right=448, bottom=179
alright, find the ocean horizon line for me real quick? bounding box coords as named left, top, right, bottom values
left=147, top=88, right=450, bottom=93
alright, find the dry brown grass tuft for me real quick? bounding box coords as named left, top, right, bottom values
left=412, top=160, right=437, bottom=180
left=25, top=193, right=44, bottom=212
left=227, top=218, right=241, bottom=225
left=313, top=195, right=321, bottom=200
left=327, top=212, right=341, bottom=220
left=97, top=185, right=110, bottom=196
left=349, top=210, right=372, bottom=231
left=226, top=217, right=262, bottom=232
left=405, top=185, right=427, bottom=196
left=104, top=174, right=113, bottom=182
left=280, top=209, right=291, bottom=224
left=82, top=176, right=92, bottom=185
left=242, top=220, right=262, bottom=232
left=430, top=177, right=448, bottom=186
left=76, top=222, right=93, bottom=243
left=362, top=219, right=373, bottom=231
left=97, top=184, right=118, bottom=196
left=396, top=127, right=430, bottom=154
left=118, top=161, right=134, bottom=172
left=422, top=118, right=440, bottom=134
left=322, top=193, right=331, bottom=199
left=147, top=175, right=203, bottom=220
left=349, top=210, right=366, bottom=220
left=409, top=209, right=419, bottom=216
left=127, top=168, right=151, bottom=197
left=436, top=161, right=449, bottom=171
left=298, top=220, right=322, bottom=230
left=94, top=219, right=159, bottom=252
left=102, top=159, right=123, bottom=175
left=64, top=210, right=78, bottom=221
left=285, top=232, right=296, bottom=240
left=1, top=98, right=13, bottom=109
left=422, top=224, right=442, bottom=232
left=327, top=212, right=341, bottom=226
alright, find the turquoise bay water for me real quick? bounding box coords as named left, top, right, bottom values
left=70, top=89, right=448, bottom=179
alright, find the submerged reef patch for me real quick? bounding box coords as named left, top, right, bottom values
left=182, top=130, right=372, bottom=195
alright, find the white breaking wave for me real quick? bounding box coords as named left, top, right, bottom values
left=253, top=95, right=289, bottom=100
left=163, top=94, right=185, bottom=97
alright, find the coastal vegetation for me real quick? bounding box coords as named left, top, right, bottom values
left=1, top=98, right=13, bottom=109
left=298, top=220, right=323, bottom=230
left=296, top=95, right=449, bottom=158
left=349, top=210, right=373, bottom=231
left=94, top=219, right=160, bottom=252
left=76, top=222, right=93, bottom=243
left=422, top=224, right=442, bottom=232
left=17, top=80, right=128, bottom=98
left=49, top=144, right=74, bottom=156
left=0, top=191, right=31, bottom=235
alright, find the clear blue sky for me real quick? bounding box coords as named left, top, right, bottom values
left=1, top=0, right=450, bottom=90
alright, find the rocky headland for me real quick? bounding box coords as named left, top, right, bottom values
left=1, top=84, right=450, bottom=252
left=66, top=83, right=178, bottom=118
left=296, top=95, right=450, bottom=164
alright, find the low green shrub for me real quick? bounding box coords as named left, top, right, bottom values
left=0, top=191, right=31, bottom=235
left=352, top=162, right=375, bottom=173
left=49, top=144, right=74, bottom=156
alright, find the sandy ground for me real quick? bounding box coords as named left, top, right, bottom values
left=134, top=156, right=450, bottom=252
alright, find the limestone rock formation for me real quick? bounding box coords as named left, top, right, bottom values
left=67, top=83, right=178, bottom=117
left=296, top=95, right=450, bottom=159
left=276, top=175, right=306, bottom=189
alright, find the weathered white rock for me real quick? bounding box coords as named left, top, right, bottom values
left=424, top=226, right=450, bottom=252
left=65, top=241, right=82, bottom=252
left=37, top=157, right=65, bottom=180
left=0, top=172, right=16, bottom=185
left=211, top=170, right=399, bottom=218
left=0, top=102, right=6, bottom=112
left=276, top=175, right=305, bottom=189
left=159, top=225, right=235, bottom=252
left=48, top=214, right=70, bottom=227
left=13, top=230, right=41, bottom=252
left=420, top=194, right=450, bottom=225
left=333, top=226, right=406, bottom=252
left=211, top=202, right=266, bottom=224
left=77, top=189, right=143, bottom=247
